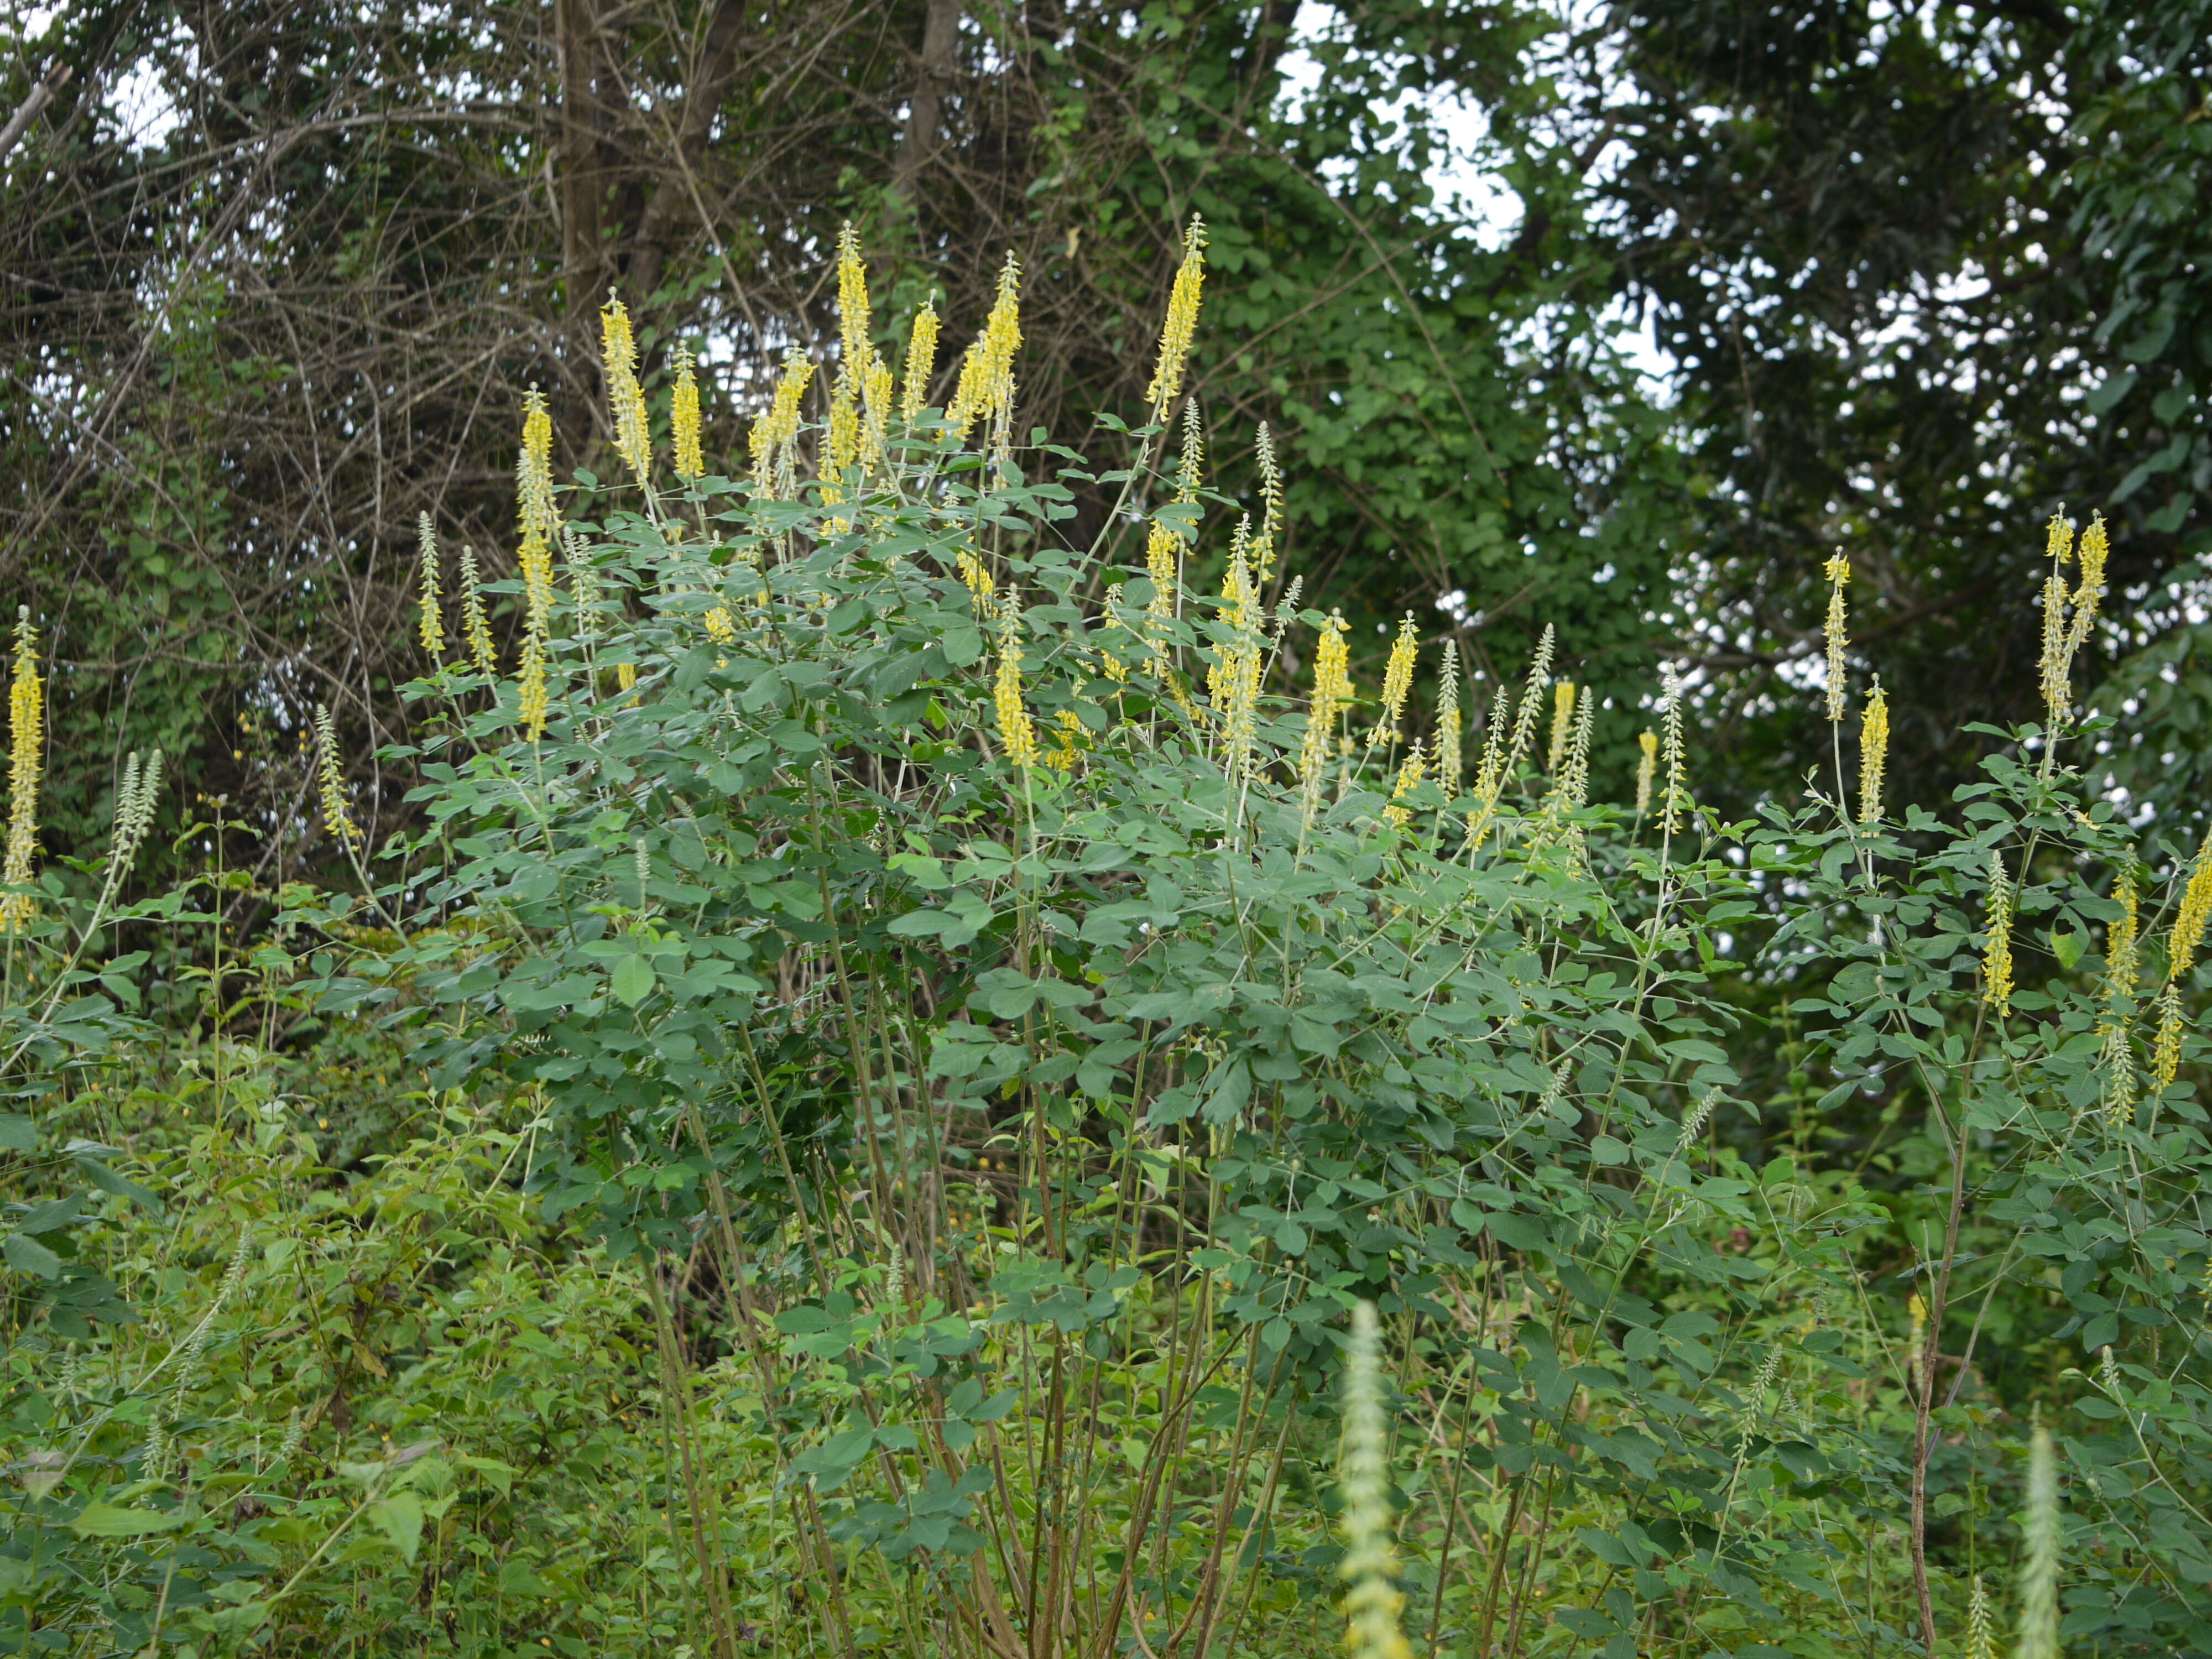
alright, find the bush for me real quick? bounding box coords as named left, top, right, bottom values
left=4, top=231, right=2210, bottom=1658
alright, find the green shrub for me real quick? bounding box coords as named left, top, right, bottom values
left=4, top=233, right=2210, bottom=1659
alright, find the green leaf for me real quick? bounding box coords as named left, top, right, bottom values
left=0, top=1114, right=34, bottom=1152
left=2050, top=927, right=2086, bottom=971
left=610, top=955, right=656, bottom=1007
left=942, top=623, right=984, bottom=666
left=71, top=1501, right=187, bottom=1537
left=368, top=1492, right=425, bottom=1563
left=4, top=1233, right=61, bottom=1280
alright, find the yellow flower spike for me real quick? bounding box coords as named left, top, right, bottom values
left=2068, top=510, right=2110, bottom=655
left=2153, top=982, right=2184, bottom=1089
left=0, top=609, right=43, bottom=934
left=672, top=347, right=703, bottom=481
left=1299, top=612, right=1352, bottom=824
left=518, top=634, right=549, bottom=742
left=947, top=252, right=1022, bottom=446
left=1634, top=729, right=1658, bottom=817
left=836, top=222, right=874, bottom=379
left=517, top=386, right=559, bottom=640
left=2105, top=868, right=2141, bottom=1024
left=615, top=662, right=637, bottom=695
left=1339, top=1303, right=1414, bottom=1659
left=1858, top=678, right=1889, bottom=824
left=1147, top=214, right=1206, bottom=417
left=415, top=513, right=444, bottom=658
left=956, top=546, right=997, bottom=618
left=1547, top=680, right=1577, bottom=776
left=861, top=358, right=894, bottom=473
left=1822, top=554, right=1850, bottom=722
left=600, top=293, right=651, bottom=482
left=2167, top=824, right=2212, bottom=985
left=2039, top=508, right=2075, bottom=729
left=1376, top=614, right=1418, bottom=743
left=458, top=545, right=497, bottom=678
left=314, top=703, right=362, bottom=851
left=1436, top=641, right=1462, bottom=798
left=993, top=598, right=1039, bottom=771
left=1043, top=709, right=1086, bottom=773
left=1385, top=742, right=1426, bottom=830
left=900, top=299, right=940, bottom=422
left=1981, top=850, right=2015, bottom=1018
left=1175, top=400, right=1205, bottom=503
left=1253, top=419, right=1283, bottom=584
left=704, top=607, right=736, bottom=645
left=1658, top=662, right=1689, bottom=837
left=1144, top=519, right=1182, bottom=628
left=1561, top=692, right=1595, bottom=810
left=750, top=348, right=815, bottom=499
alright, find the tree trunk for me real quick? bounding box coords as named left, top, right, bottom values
left=893, top=0, right=961, bottom=206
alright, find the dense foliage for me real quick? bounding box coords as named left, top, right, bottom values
left=4, top=247, right=2211, bottom=1659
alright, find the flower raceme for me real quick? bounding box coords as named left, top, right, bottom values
left=901, top=300, right=940, bottom=424
left=1822, top=554, right=1850, bottom=722
left=1147, top=215, right=1206, bottom=418
left=0, top=608, right=43, bottom=934
left=601, top=295, right=651, bottom=482
left=993, top=601, right=1039, bottom=773
left=1339, top=1303, right=1413, bottom=1659
left=672, top=348, right=703, bottom=481
left=1375, top=615, right=1417, bottom=744
left=947, top=252, right=1022, bottom=448
left=1858, top=680, right=1889, bottom=824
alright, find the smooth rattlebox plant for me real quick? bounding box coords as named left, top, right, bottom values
left=5, top=218, right=2211, bottom=1659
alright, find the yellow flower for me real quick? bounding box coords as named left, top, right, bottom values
left=1858, top=679, right=1889, bottom=824
left=1300, top=612, right=1352, bottom=822
left=836, top=222, right=874, bottom=380
left=956, top=546, right=997, bottom=618
left=1634, top=729, right=1658, bottom=817
left=2039, top=508, right=2075, bottom=728
left=2153, top=981, right=2184, bottom=1089
left=1981, top=850, right=2015, bottom=1018
left=1043, top=709, right=1086, bottom=772
left=615, top=662, right=637, bottom=694
left=749, top=349, right=815, bottom=499
left=315, top=703, right=361, bottom=851
left=1823, top=554, right=1850, bottom=722
left=2105, top=867, right=2140, bottom=1024
left=2067, top=510, right=2109, bottom=655
left=672, top=347, right=703, bottom=480
left=0, top=609, right=43, bottom=933
left=1659, top=662, right=1689, bottom=837
left=1176, top=399, right=1205, bottom=503
left=416, top=513, right=444, bottom=658
left=1436, top=641, right=1462, bottom=797
left=1385, top=743, right=1426, bottom=829
left=518, top=634, right=549, bottom=742
left=2168, top=824, right=2212, bottom=985
left=900, top=299, right=940, bottom=422
left=704, top=606, right=735, bottom=645
left=947, top=252, right=1022, bottom=446
left=1210, top=522, right=1264, bottom=776
left=994, top=603, right=1039, bottom=771
left=861, top=358, right=894, bottom=473
left=517, top=386, right=558, bottom=640
left=601, top=293, right=651, bottom=482
left=1547, top=680, right=1577, bottom=776
left=1254, top=420, right=1283, bottom=585
left=458, top=545, right=497, bottom=677
left=1147, top=214, right=1206, bottom=416
left=1144, top=520, right=1181, bottom=624
left=1376, top=614, right=1418, bottom=742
